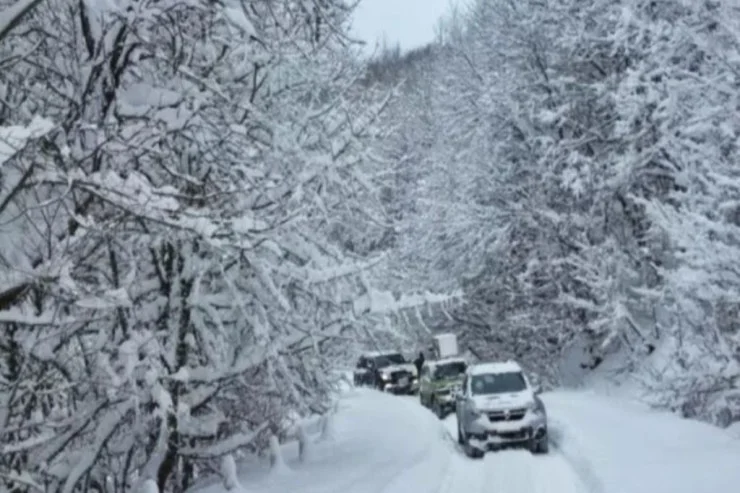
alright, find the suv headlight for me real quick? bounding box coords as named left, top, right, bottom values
left=380, top=373, right=390, bottom=381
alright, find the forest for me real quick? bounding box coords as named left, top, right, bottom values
left=1, top=0, right=739, bottom=492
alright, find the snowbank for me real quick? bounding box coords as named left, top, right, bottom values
left=544, top=391, right=740, bottom=493
left=193, top=389, right=452, bottom=493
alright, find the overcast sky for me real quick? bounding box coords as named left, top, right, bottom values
left=350, top=0, right=458, bottom=55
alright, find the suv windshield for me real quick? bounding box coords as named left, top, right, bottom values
left=470, top=372, right=527, bottom=395
left=372, top=353, right=406, bottom=368
left=433, top=361, right=466, bottom=380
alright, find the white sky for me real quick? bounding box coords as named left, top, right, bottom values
left=350, top=0, right=458, bottom=55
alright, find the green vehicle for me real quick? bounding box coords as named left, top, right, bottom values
left=419, top=357, right=467, bottom=419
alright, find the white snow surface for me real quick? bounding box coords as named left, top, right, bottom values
left=194, top=387, right=740, bottom=493
left=0, top=115, right=55, bottom=168
left=469, top=360, right=523, bottom=375
left=428, top=356, right=467, bottom=367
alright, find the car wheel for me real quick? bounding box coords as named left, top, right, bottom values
left=433, top=400, right=443, bottom=419
left=458, top=422, right=483, bottom=458
left=538, top=436, right=549, bottom=454
left=465, top=441, right=484, bottom=459
left=529, top=436, right=549, bottom=454
left=435, top=401, right=448, bottom=420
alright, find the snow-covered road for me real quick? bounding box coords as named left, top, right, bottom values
left=437, top=408, right=586, bottom=493
left=196, top=387, right=740, bottom=493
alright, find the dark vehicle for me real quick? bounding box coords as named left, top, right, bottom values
left=353, top=350, right=419, bottom=394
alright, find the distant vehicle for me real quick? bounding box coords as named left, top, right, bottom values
left=433, top=333, right=458, bottom=359
left=454, top=360, right=548, bottom=457
left=419, top=356, right=467, bottom=419
left=353, top=350, right=419, bottom=394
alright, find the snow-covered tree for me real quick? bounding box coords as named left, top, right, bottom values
left=0, top=0, right=413, bottom=491
left=380, top=0, right=740, bottom=411
left=623, top=0, right=740, bottom=420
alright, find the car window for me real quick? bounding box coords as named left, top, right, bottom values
left=372, top=353, right=406, bottom=368
left=470, top=372, right=527, bottom=395
left=432, top=361, right=466, bottom=379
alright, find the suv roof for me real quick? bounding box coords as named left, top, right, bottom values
left=427, top=356, right=466, bottom=367
left=467, top=360, right=522, bottom=375
left=362, top=350, right=403, bottom=358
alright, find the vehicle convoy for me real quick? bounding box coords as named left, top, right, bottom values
left=353, top=350, right=419, bottom=394
left=419, top=356, right=467, bottom=419
left=455, top=361, right=548, bottom=457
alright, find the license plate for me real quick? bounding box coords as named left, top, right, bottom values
left=398, top=377, right=408, bottom=386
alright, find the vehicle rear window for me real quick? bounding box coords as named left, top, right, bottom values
left=471, top=372, right=526, bottom=395
left=373, top=353, right=405, bottom=367
left=433, top=361, right=466, bottom=379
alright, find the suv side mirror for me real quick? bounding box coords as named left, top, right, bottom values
left=533, top=385, right=542, bottom=395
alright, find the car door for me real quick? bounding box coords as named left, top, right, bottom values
left=456, top=374, right=469, bottom=424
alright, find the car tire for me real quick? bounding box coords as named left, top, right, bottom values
left=458, top=422, right=484, bottom=458
left=433, top=400, right=444, bottom=419
left=465, top=442, right=484, bottom=459
left=538, top=437, right=549, bottom=454
left=529, top=436, right=549, bottom=454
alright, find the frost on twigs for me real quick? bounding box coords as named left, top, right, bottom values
left=0, top=0, right=409, bottom=490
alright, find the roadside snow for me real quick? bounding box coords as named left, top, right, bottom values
left=194, top=388, right=454, bottom=493
left=544, top=391, right=740, bottom=493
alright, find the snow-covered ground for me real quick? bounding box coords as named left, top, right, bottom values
left=196, top=387, right=740, bottom=493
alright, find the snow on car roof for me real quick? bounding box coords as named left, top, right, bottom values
left=468, top=361, right=522, bottom=375
left=363, top=350, right=403, bottom=357
left=428, top=356, right=466, bottom=367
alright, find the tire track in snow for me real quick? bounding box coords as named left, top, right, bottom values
left=376, top=396, right=459, bottom=493
left=435, top=431, right=486, bottom=493
left=291, top=392, right=448, bottom=493
left=436, top=411, right=588, bottom=493
left=547, top=419, right=605, bottom=493
left=346, top=393, right=589, bottom=493
left=482, top=451, right=537, bottom=493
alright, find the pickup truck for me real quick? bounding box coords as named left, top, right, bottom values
left=353, top=350, right=419, bottom=394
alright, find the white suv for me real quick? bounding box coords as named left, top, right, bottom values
left=454, top=361, right=548, bottom=457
